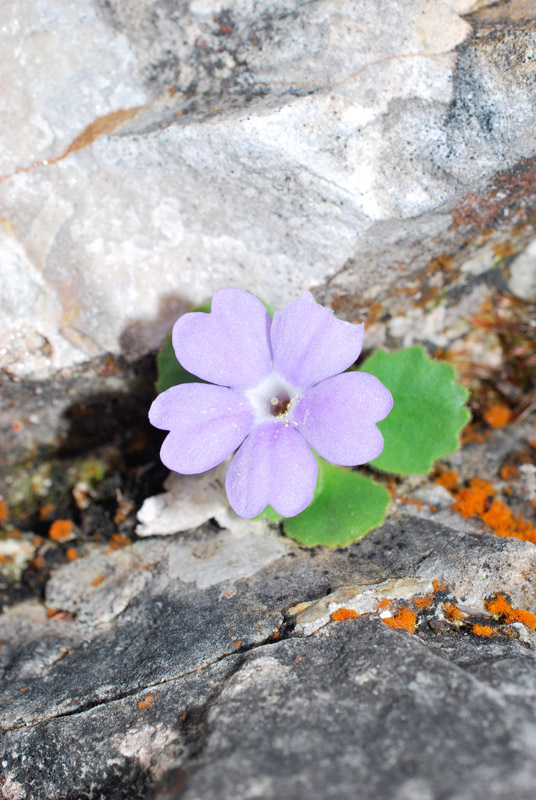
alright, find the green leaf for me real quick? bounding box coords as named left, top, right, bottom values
left=155, top=299, right=273, bottom=394
left=282, top=459, right=390, bottom=547
left=361, top=346, right=470, bottom=475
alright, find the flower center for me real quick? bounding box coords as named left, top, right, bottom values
left=270, top=393, right=291, bottom=417
left=245, top=373, right=299, bottom=424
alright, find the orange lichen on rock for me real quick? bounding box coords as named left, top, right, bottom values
left=65, top=547, right=78, bottom=562
left=382, top=607, right=417, bottom=634
left=484, top=403, right=513, bottom=429
left=482, top=499, right=536, bottom=545
left=48, top=519, right=73, bottom=542
left=91, top=573, right=106, bottom=587
left=414, top=593, right=434, bottom=609
left=500, top=464, right=519, bottom=481
left=435, top=470, right=459, bottom=491
left=452, top=478, right=495, bottom=518
left=376, top=597, right=391, bottom=611
left=471, top=623, right=496, bottom=638
left=451, top=478, right=536, bottom=544
left=106, top=532, right=131, bottom=552
left=443, top=602, right=465, bottom=621
left=39, top=504, right=54, bottom=521
left=460, top=426, right=486, bottom=446
left=331, top=608, right=360, bottom=621
left=485, top=594, right=536, bottom=631
left=137, top=695, right=154, bottom=710
left=432, top=580, right=447, bottom=593
left=398, top=497, right=423, bottom=511
left=0, top=499, right=8, bottom=523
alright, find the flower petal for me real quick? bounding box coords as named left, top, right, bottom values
left=225, top=423, right=318, bottom=519
left=271, top=292, right=364, bottom=389
left=149, top=383, right=255, bottom=474
left=172, top=288, right=272, bottom=389
left=293, top=372, right=393, bottom=465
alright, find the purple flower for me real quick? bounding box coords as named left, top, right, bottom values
left=149, top=289, right=393, bottom=519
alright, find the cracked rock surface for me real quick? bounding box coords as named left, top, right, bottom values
left=2, top=512, right=536, bottom=799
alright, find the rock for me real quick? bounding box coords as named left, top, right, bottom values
left=2, top=516, right=536, bottom=798
left=1, top=0, right=536, bottom=380
left=136, top=468, right=229, bottom=537
left=507, top=237, right=536, bottom=300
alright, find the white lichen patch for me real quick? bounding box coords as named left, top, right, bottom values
left=115, top=723, right=182, bottom=781
left=45, top=539, right=167, bottom=626
left=0, top=538, right=35, bottom=580
left=0, top=775, right=27, bottom=800
left=221, top=656, right=291, bottom=698
left=168, top=516, right=289, bottom=590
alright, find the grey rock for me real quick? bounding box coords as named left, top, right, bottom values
left=168, top=621, right=536, bottom=800
left=507, top=237, right=536, bottom=301
left=2, top=517, right=536, bottom=798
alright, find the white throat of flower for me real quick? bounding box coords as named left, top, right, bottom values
left=245, top=373, right=301, bottom=425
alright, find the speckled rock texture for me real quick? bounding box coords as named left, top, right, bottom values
left=2, top=500, right=536, bottom=800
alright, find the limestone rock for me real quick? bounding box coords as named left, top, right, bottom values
left=1, top=0, right=536, bottom=378
left=507, top=237, right=536, bottom=301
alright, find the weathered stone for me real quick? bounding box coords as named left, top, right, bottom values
left=2, top=515, right=536, bottom=798
left=1, top=0, right=536, bottom=382
left=507, top=236, right=536, bottom=300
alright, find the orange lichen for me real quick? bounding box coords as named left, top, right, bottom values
left=91, top=573, right=106, bottom=587
left=49, top=519, right=73, bottom=543
left=450, top=477, right=536, bottom=544
left=29, top=555, right=45, bottom=571
left=530, top=439, right=536, bottom=448
left=231, top=640, right=243, bottom=649
left=460, top=426, right=486, bottom=446
left=376, top=597, right=391, bottom=611
left=382, top=607, right=417, bottom=634
left=65, top=547, right=78, bottom=562
left=0, top=499, right=8, bottom=523
left=398, top=497, right=423, bottom=511
left=435, top=470, right=459, bottom=491
left=482, top=499, right=536, bottom=545
left=485, top=594, right=536, bottom=631
left=443, top=602, right=465, bottom=621
left=414, top=593, right=434, bottom=609
left=137, top=695, right=154, bottom=710
left=492, top=241, right=516, bottom=259
left=471, top=624, right=496, bottom=638
left=39, top=504, right=54, bottom=521
left=331, top=608, right=360, bottom=621
left=499, top=464, right=520, bottom=481
left=484, top=403, right=513, bottom=429
left=105, top=532, right=131, bottom=552
left=452, top=478, right=495, bottom=518
left=432, top=580, right=447, bottom=593
left=386, top=477, right=398, bottom=500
